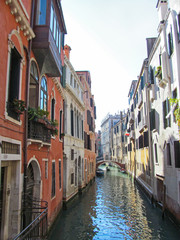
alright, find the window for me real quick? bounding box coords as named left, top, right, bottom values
left=50, top=2, right=61, bottom=53
left=29, top=61, right=39, bottom=108
left=77, top=115, right=79, bottom=138
left=128, top=143, right=132, bottom=152
left=61, top=66, right=66, bottom=87
left=71, top=108, right=74, bottom=136
left=139, top=135, right=143, bottom=149
left=82, top=158, right=84, bottom=181
left=163, top=99, right=171, bottom=128
left=50, top=3, right=54, bottom=31
left=40, top=77, right=47, bottom=111
left=71, top=173, right=74, bottom=185
left=59, top=160, right=61, bottom=189
left=59, top=110, right=62, bottom=140
left=70, top=74, right=73, bottom=86
left=174, top=141, right=180, bottom=168
left=138, top=111, right=141, bottom=124
left=36, top=0, right=47, bottom=25
left=51, top=98, right=55, bottom=122
left=7, top=47, right=21, bottom=120
left=75, top=159, right=77, bottom=187
left=45, top=161, right=48, bottom=179
left=167, top=143, right=172, bottom=166
left=144, top=131, right=149, bottom=147
left=167, top=25, right=174, bottom=57
left=150, top=109, right=156, bottom=131
left=149, top=66, right=155, bottom=84
left=71, top=149, right=74, bottom=160
left=176, top=13, right=180, bottom=41
left=51, top=161, right=56, bottom=198
left=154, top=144, right=158, bottom=164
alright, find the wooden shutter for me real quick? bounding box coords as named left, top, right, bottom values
left=174, top=141, right=180, bottom=168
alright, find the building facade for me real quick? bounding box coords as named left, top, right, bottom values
left=0, top=0, right=67, bottom=238
left=76, top=71, right=96, bottom=184
left=101, top=113, right=120, bottom=161
left=63, top=45, right=85, bottom=202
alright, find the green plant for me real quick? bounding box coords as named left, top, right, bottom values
left=169, top=98, right=180, bottom=126
left=28, top=107, right=49, bottom=121
left=50, top=119, right=58, bottom=127
left=155, top=66, right=162, bottom=80
left=13, top=99, right=26, bottom=114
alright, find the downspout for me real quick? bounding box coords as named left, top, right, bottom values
left=23, top=0, right=35, bottom=227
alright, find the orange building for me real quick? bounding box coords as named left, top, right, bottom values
left=0, top=0, right=66, bottom=239
left=76, top=71, right=96, bottom=184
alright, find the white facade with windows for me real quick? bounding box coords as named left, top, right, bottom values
left=63, top=54, right=85, bottom=202
left=147, top=0, right=180, bottom=222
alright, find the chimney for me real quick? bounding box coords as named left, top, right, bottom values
left=64, top=44, right=71, bottom=60
left=156, top=0, right=168, bottom=22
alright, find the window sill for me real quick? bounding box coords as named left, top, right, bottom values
left=5, top=113, right=22, bottom=126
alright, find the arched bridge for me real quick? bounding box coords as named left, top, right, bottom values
left=96, top=160, right=125, bottom=169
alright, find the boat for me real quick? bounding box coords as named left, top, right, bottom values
left=106, top=167, right=110, bottom=171
left=118, top=168, right=126, bottom=174
left=96, top=168, right=104, bottom=176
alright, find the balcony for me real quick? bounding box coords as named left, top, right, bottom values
left=129, top=112, right=134, bottom=123
left=130, top=130, right=135, bottom=140
left=28, top=120, right=51, bottom=145
left=139, top=116, right=147, bottom=132
left=32, top=1, right=66, bottom=77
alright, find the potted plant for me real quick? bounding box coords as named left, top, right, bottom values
left=28, top=107, right=49, bottom=122
left=13, top=99, right=26, bottom=114
left=155, top=66, right=162, bottom=81
left=169, top=98, right=180, bottom=141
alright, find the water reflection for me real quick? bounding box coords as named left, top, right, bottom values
left=48, top=167, right=180, bottom=240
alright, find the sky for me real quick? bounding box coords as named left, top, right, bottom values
left=61, top=0, right=159, bottom=131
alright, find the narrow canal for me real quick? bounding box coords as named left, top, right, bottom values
left=48, top=167, right=180, bottom=240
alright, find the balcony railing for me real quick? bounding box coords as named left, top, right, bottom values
left=14, top=199, right=48, bottom=240
left=28, top=120, right=51, bottom=144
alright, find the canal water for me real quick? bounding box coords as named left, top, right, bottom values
left=48, top=167, right=180, bottom=240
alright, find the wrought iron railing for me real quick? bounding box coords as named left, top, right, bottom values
left=28, top=120, right=51, bottom=143
left=13, top=199, right=48, bottom=240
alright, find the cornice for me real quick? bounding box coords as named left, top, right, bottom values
left=52, top=77, right=65, bottom=99
left=64, top=55, right=84, bottom=90
left=5, top=0, right=35, bottom=40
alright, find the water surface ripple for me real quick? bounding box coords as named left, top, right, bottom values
left=48, top=167, right=180, bottom=240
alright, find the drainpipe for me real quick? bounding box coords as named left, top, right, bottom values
left=23, top=0, right=35, bottom=228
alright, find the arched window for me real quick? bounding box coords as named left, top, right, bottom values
left=40, top=76, right=47, bottom=111
left=29, top=61, right=39, bottom=108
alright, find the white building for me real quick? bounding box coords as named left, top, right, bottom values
left=63, top=45, right=85, bottom=203
left=147, top=0, right=180, bottom=223
left=101, top=113, right=120, bottom=161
